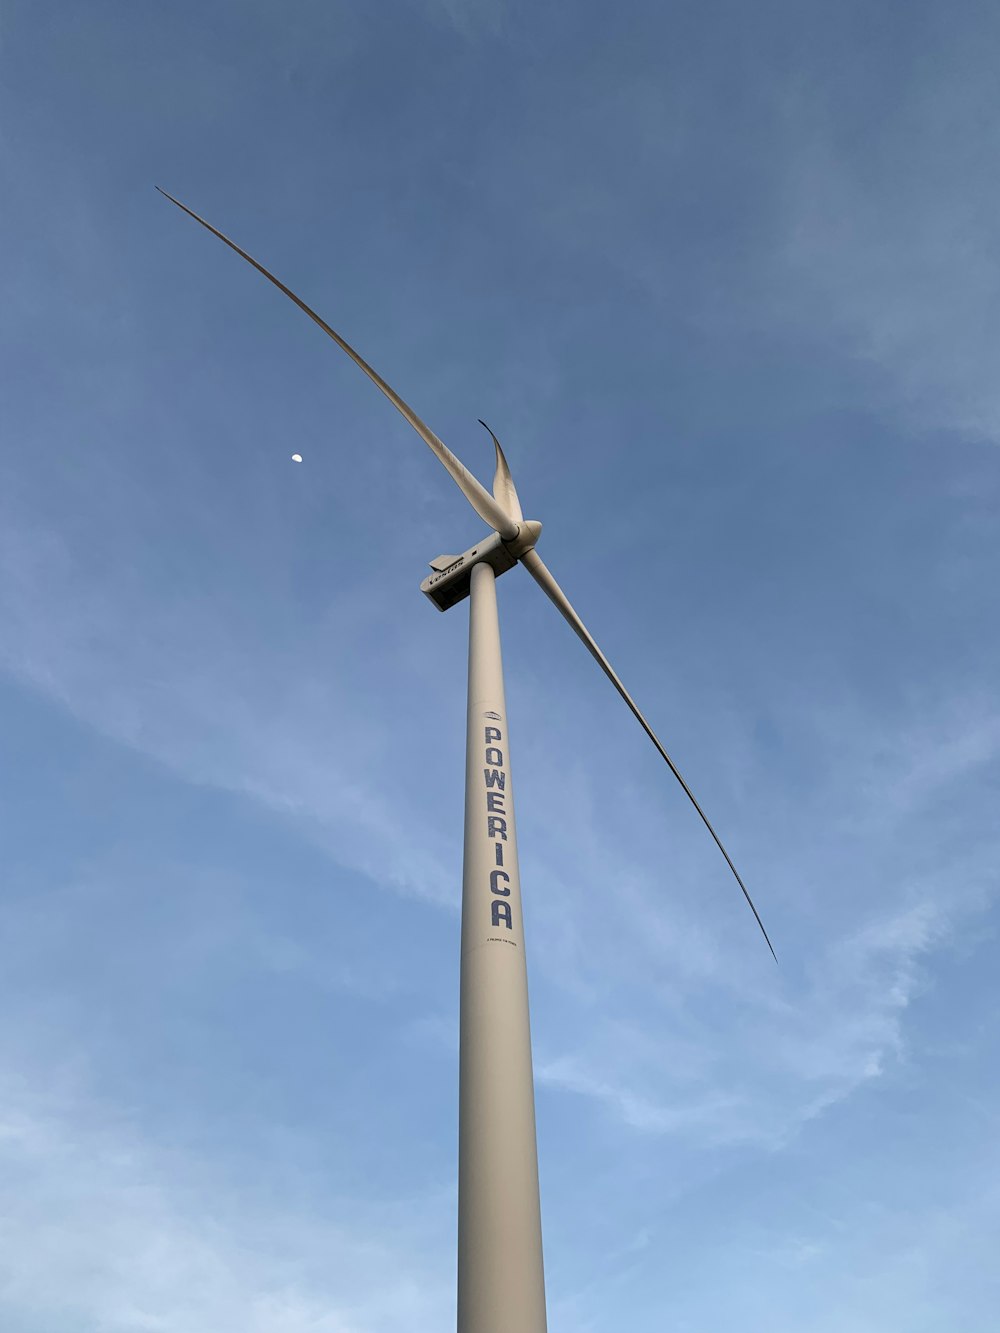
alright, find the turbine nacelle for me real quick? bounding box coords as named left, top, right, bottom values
left=421, top=520, right=543, bottom=612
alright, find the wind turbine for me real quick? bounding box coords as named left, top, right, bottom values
left=157, top=187, right=775, bottom=1333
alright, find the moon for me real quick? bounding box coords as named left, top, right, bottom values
left=291, top=453, right=303, bottom=463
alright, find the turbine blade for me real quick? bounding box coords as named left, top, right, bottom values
left=156, top=187, right=518, bottom=541
left=520, top=548, right=776, bottom=962
left=479, top=420, right=524, bottom=525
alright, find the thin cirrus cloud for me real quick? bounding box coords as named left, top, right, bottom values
left=770, top=15, right=1000, bottom=442
left=0, top=1072, right=451, bottom=1333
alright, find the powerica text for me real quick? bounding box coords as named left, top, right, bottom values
left=483, top=724, right=512, bottom=930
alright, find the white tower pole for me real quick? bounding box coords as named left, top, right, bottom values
left=458, top=559, right=547, bottom=1333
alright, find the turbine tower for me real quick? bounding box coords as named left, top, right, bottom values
left=157, top=188, right=775, bottom=1333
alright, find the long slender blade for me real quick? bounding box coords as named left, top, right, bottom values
left=156, top=187, right=518, bottom=541
left=520, top=548, right=776, bottom=962
left=479, top=420, right=524, bottom=524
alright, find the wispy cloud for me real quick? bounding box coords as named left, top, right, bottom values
left=0, top=507, right=461, bottom=909
left=524, top=675, right=997, bottom=1150
left=411, top=0, right=507, bottom=39
left=536, top=897, right=946, bottom=1147
left=0, top=1068, right=450, bottom=1333
left=776, top=24, right=1000, bottom=442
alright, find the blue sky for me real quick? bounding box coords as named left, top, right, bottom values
left=2, top=1, right=999, bottom=1328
